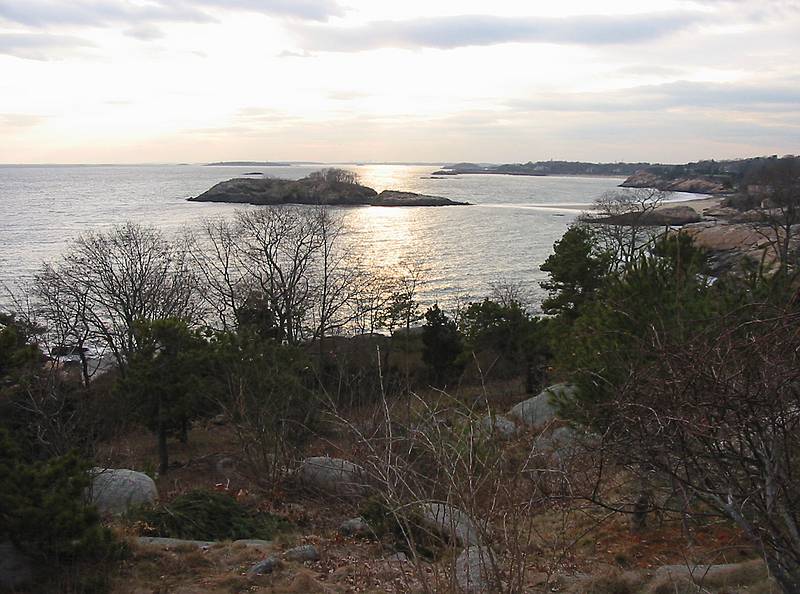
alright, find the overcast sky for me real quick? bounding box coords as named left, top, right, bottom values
left=1, top=0, right=798, bottom=164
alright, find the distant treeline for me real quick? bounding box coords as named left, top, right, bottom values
left=439, top=155, right=800, bottom=186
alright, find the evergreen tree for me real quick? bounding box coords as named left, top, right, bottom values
left=118, top=319, right=216, bottom=474
left=540, top=225, right=611, bottom=319
left=421, top=304, right=463, bottom=387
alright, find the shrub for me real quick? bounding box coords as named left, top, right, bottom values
left=0, top=428, right=119, bottom=563
left=128, top=490, right=293, bottom=541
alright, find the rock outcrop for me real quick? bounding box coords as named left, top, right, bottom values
left=189, top=177, right=468, bottom=207
left=592, top=204, right=701, bottom=227
left=373, top=190, right=468, bottom=206
left=620, top=171, right=732, bottom=195
left=89, top=468, right=158, bottom=515
left=295, top=457, right=368, bottom=498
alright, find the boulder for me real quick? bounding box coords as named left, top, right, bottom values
left=284, top=544, right=320, bottom=563
left=136, top=537, right=215, bottom=549
left=508, top=384, right=575, bottom=427
left=339, top=517, right=372, bottom=538
left=0, top=541, right=32, bottom=590
left=455, top=546, right=494, bottom=594
left=296, top=457, right=368, bottom=498
left=247, top=555, right=281, bottom=576
left=652, top=561, right=766, bottom=586
left=479, top=414, right=518, bottom=439
left=90, top=468, right=158, bottom=515
left=529, top=426, right=598, bottom=471
left=417, top=502, right=481, bottom=546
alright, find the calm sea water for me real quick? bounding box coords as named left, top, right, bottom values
left=0, top=164, right=694, bottom=310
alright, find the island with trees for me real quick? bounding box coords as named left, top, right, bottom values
left=190, top=168, right=470, bottom=206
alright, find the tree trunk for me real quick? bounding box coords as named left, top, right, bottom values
left=158, top=395, right=169, bottom=475
left=158, top=424, right=169, bottom=475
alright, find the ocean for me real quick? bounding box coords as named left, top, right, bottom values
left=0, top=163, right=694, bottom=310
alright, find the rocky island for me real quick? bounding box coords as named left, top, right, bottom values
left=189, top=169, right=469, bottom=207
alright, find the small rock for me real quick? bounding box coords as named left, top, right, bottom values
left=0, top=541, right=32, bottom=590
left=339, top=517, right=372, bottom=538
left=247, top=555, right=281, bottom=576
left=455, top=546, right=494, bottom=593
left=284, top=544, right=321, bottom=563
left=90, top=468, right=158, bottom=515
left=385, top=552, right=409, bottom=563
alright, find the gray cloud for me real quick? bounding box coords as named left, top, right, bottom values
left=0, top=1, right=210, bottom=28
left=290, top=12, right=704, bottom=52
left=0, top=32, right=90, bottom=59
left=512, top=80, right=800, bottom=113
left=0, top=0, right=343, bottom=29
left=191, top=0, right=343, bottom=22
left=124, top=24, right=164, bottom=41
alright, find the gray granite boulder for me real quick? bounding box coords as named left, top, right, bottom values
left=417, top=502, right=481, bottom=546
left=90, top=468, right=158, bottom=514
left=455, top=546, right=494, bottom=593
left=339, top=517, right=372, bottom=538
left=284, top=544, right=320, bottom=562
left=248, top=555, right=281, bottom=576
left=508, top=384, right=576, bottom=427
left=296, top=457, right=368, bottom=498
left=479, top=414, right=518, bottom=439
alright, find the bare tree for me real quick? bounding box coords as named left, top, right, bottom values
left=194, top=206, right=368, bottom=343
left=583, top=188, right=669, bottom=270
left=31, top=223, right=200, bottom=374
left=598, top=304, right=800, bottom=593
left=306, top=168, right=360, bottom=186
left=745, top=157, right=800, bottom=274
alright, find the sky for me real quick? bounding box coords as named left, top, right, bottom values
left=0, top=0, right=798, bottom=164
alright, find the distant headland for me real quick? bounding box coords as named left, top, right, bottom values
left=433, top=156, right=795, bottom=195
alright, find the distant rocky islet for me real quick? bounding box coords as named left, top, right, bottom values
left=189, top=175, right=470, bottom=207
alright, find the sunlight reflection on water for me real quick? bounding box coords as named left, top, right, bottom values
left=0, top=164, right=702, bottom=309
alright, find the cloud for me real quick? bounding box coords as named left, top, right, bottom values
left=327, top=90, right=369, bottom=101
left=191, top=0, right=343, bottom=22
left=512, top=80, right=800, bottom=113
left=124, top=24, right=164, bottom=41
left=0, top=113, right=46, bottom=127
left=277, top=49, right=315, bottom=58
left=0, top=0, right=343, bottom=29
left=0, top=32, right=90, bottom=60
left=289, top=12, right=704, bottom=52
left=0, top=1, right=210, bottom=28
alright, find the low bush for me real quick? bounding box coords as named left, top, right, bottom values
left=128, top=490, right=293, bottom=541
